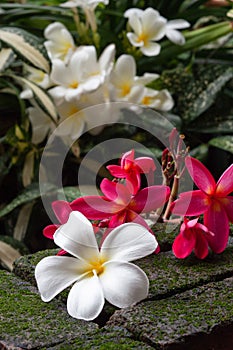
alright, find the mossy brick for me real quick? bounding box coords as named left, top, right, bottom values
left=13, top=241, right=233, bottom=302
left=135, top=242, right=233, bottom=299
left=13, top=248, right=58, bottom=286
left=107, top=277, right=233, bottom=350
left=44, top=327, right=155, bottom=350
left=0, top=270, right=97, bottom=349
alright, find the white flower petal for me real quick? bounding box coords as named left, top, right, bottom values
left=166, top=29, right=186, bottom=45
left=128, top=15, right=142, bottom=36
left=140, top=42, right=161, bottom=57
left=67, top=274, right=104, bottom=320
left=99, top=44, right=115, bottom=75
left=100, top=261, right=149, bottom=308
left=126, top=85, right=144, bottom=103
left=126, top=32, right=144, bottom=47
left=124, top=8, right=144, bottom=19
left=56, top=115, right=85, bottom=140
left=35, top=256, right=89, bottom=302
left=111, top=55, right=136, bottom=88
left=28, top=107, right=51, bottom=144
left=50, top=59, right=72, bottom=86
left=166, top=19, right=190, bottom=30
left=135, top=72, right=159, bottom=85
left=54, top=211, right=99, bottom=261
left=49, top=86, right=67, bottom=105
left=101, top=222, right=157, bottom=262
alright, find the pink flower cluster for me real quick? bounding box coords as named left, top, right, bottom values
left=43, top=133, right=233, bottom=260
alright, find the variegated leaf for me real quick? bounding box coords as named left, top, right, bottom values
left=0, top=241, right=21, bottom=271
left=0, top=27, right=50, bottom=72
left=0, top=48, right=15, bottom=72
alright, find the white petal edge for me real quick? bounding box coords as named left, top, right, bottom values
left=54, top=211, right=99, bottom=261
left=100, top=261, right=149, bottom=308
left=100, top=222, right=157, bottom=262
left=67, top=274, right=105, bottom=320
left=35, top=256, right=89, bottom=302
left=140, top=42, right=161, bottom=57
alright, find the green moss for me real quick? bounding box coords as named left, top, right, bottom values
left=136, top=244, right=233, bottom=299
left=108, top=277, right=233, bottom=348
left=13, top=248, right=58, bottom=285
left=44, top=327, right=154, bottom=350
left=0, top=270, right=97, bottom=348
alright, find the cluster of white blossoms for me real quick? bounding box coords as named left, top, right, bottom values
left=24, top=22, right=174, bottom=144
left=22, top=5, right=190, bottom=145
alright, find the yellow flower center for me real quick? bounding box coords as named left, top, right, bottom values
left=121, top=84, right=131, bottom=97
left=86, top=257, right=106, bottom=277
left=137, top=32, right=148, bottom=44
left=142, top=96, right=152, bottom=105
left=69, top=81, right=79, bottom=89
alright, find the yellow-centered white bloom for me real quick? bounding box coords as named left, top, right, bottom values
left=140, top=88, right=174, bottom=111
left=35, top=211, right=157, bottom=321
left=124, top=8, right=190, bottom=55
left=49, top=44, right=115, bottom=104
left=110, top=54, right=159, bottom=103
left=44, top=22, right=76, bottom=63
left=124, top=7, right=166, bottom=57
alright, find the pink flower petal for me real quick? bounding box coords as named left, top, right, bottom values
left=131, top=185, right=170, bottom=213
left=100, top=179, right=131, bottom=205
left=215, top=164, right=233, bottom=196
left=172, top=232, right=195, bottom=258
left=185, top=156, right=216, bottom=195
left=108, top=211, right=127, bottom=228
left=52, top=200, right=72, bottom=224
left=204, top=202, right=229, bottom=253
left=106, top=165, right=126, bottom=178
left=43, top=224, right=58, bottom=239
left=71, top=196, right=122, bottom=219
left=125, top=172, right=141, bottom=195
left=126, top=210, right=152, bottom=230
left=121, top=149, right=135, bottom=167
left=134, top=157, right=156, bottom=173
left=222, top=196, right=233, bottom=222
left=194, top=230, right=209, bottom=259
left=171, top=190, right=209, bottom=216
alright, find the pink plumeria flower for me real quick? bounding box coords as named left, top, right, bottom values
left=35, top=211, right=157, bottom=321
left=106, top=149, right=156, bottom=194
left=172, top=217, right=214, bottom=259
left=71, top=178, right=170, bottom=229
left=43, top=200, right=98, bottom=255
left=171, top=157, right=233, bottom=253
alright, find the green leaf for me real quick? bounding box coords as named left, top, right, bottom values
left=0, top=48, right=15, bottom=72
left=57, top=186, right=83, bottom=202
left=159, top=64, right=233, bottom=123
left=11, top=76, right=57, bottom=121
left=209, top=135, right=233, bottom=154
left=0, top=184, right=54, bottom=218
left=0, top=27, right=50, bottom=72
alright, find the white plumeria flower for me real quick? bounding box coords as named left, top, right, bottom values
left=49, top=44, right=115, bottom=104
left=165, top=19, right=190, bottom=45
left=28, top=105, right=56, bottom=144
left=110, top=54, right=158, bottom=103
left=60, top=0, right=109, bottom=9
left=44, top=22, right=76, bottom=63
left=124, top=7, right=166, bottom=57
left=35, top=211, right=157, bottom=321
left=140, top=88, right=174, bottom=111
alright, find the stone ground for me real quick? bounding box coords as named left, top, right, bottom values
left=0, top=225, right=233, bottom=349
